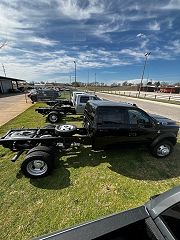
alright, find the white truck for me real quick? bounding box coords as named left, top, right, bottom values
left=74, top=93, right=101, bottom=114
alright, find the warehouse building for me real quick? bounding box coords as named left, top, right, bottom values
left=0, top=76, right=26, bottom=94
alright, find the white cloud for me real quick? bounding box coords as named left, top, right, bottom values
left=25, top=37, right=58, bottom=46
left=136, top=33, right=146, bottom=39
left=163, top=0, right=180, bottom=10
left=148, top=21, right=160, bottom=31
left=56, top=0, right=104, bottom=20
left=165, top=40, right=180, bottom=54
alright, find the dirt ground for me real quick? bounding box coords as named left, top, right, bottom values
left=0, top=94, right=32, bottom=126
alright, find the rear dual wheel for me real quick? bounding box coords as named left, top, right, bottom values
left=21, top=149, right=53, bottom=178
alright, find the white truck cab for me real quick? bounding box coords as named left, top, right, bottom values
left=74, top=94, right=101, bottom=114
left=71, top=91, right=85, bottom=106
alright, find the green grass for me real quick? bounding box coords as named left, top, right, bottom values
left=0, top=103, right=180, bottom=240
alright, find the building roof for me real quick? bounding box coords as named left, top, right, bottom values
left=0, top=76, right=26, bottom=82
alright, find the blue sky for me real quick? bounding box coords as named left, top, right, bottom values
left=0, top=0, right=180, bottom=84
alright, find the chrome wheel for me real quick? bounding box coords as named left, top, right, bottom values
left=26, top=160, right=48, bottom=176
left=57, top=125, right=75, bottom=132
left=49, top=114, right=58, bottom=123
left=156, top=144, right=170, bottom=157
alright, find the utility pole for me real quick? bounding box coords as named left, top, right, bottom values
left=95, top=72, right=96, bottom=93
left=73, top=61, right=76, bottom=83
left=87, top=69, right=89, bottom=91
left=138, top=52, right=151, bottom=97
left=2, top=63, right=6, bottom=77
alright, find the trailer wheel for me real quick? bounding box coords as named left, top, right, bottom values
left=21, top=151, right=53, bottom=178
left=55, top=124, right=77, bottom=136
left=47, top=111, right=59, bottom=123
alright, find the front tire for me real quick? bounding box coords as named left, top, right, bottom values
left=151, top=140, right=173, bottom=158
left=21, top=151, right=53, bottom=178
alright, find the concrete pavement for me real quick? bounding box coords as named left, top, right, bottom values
left=0, top=94, right=32, bottom=126
left=97, top=92, right=180, bottom=122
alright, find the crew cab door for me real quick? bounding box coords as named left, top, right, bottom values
left=127, top=109, right=157, bottom=143
left=93, top=108, right=130, bottom=148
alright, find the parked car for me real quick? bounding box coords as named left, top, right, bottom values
left=28, top=89, right=60, bottom=102
left=34, top=185, right=180, bottom=239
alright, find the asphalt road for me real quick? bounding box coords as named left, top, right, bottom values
left=0, top=94, right=31, bottom=126
left=96, top=92, right=180, bottom=122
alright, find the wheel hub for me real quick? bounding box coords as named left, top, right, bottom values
left=59, top=125, right=73, bottom=131
left=157, top=145, right=170, bottom=157
left=27, top=160, right=48, bottom=176
left=51, top=115, right=57, bottom=120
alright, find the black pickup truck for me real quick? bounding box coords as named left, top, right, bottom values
left=0, top=100, right=178, bottom=178
left=34, top=185, right=180, bottom=240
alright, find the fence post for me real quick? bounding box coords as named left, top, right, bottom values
left=155, top=95, right=157, bottom=99
left=144, top=94, right=146, bottom=98
left=169, top=96, right=171, bottom=101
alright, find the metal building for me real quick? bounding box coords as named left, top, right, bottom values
left=0, top=76, right=26, bottom=94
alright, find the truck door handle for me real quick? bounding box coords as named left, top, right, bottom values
left=129, top=132, right=137, bottom=136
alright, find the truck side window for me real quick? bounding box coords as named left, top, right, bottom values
left=99, top=109, right=128, bottom=125
left=93, top=96, right=101, bottom=100
left=128, top=109, right=150, bottom=126
left=80, top=96, right=90, bottom=103
left=160, top=203, right=180, bottom=239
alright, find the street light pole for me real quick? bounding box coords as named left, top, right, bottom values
left=138, top=52, right=151, bottom=97
left=95, top=72, right=96, bottom=93
left=73, top=61, right=76, bottom=89
left=2, top=63, right=6, bottom=77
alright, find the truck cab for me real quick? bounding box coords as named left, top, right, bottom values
left=71, top=91, right=85, bottom=106
left=74, top=94, right=101, bottom=114
left=84, top=100, right=179, bottom=157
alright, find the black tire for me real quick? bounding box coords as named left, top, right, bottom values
left=55, top=124, right=77, bottom=136
left=151, top=140, right=173, bottom=158
left=27, top=146, right=55, bottom=155
left=21, top=151, right=53, bottom=178
left=47, top=111, right=59, bottom=123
